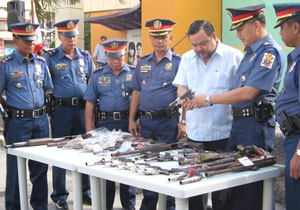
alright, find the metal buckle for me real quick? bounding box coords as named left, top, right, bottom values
left=145, top=111, right=153, bottom=120
left=113, top=112, right=121, bottom=120
left=32, top=109, right=39, bottom=118
left=71, top=97, right=79, bottom=106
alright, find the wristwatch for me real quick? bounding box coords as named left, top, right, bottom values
left=181, top=120, right=186, bottom=125
left=205, top=95, right=212, bottom=107
left=296, top=149, right=300, bottom=156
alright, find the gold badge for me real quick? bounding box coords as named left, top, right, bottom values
left=289, top=62, right=296, bottom=73
left=241, top=75, right=246, bottom=82
left=226, top=10, right=233, bottom=18
left=154, top=20, right=162, bottom=29
left=250, top=53, right=257, bottom=62
left=79, top=59, right=84, bottom=66
left=61, top=76, right=64, bottom=79
left=26, top=25, right=33, bottom=33
left=165, top=63, right=172, bottom=71
left=16, top=83, right=22, bottom=88
left=67, top=21, right=74, bottom=29
left=142, top=80, right=146, bottom=85
left=35, top=64, right=42, bottom=74
left=126, top=74, right=132, bottom=82
left=111, top=42, right=119, bottom=49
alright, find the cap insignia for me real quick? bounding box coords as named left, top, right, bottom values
left=226, top=10, right=233, bottom=18
left=67, top=21, right=74, bottom=29
left=26, top=25, right=33, bottom=33
left=111, top=41, right=119, bottom=49
left=154, top=20, right=162, bottom=29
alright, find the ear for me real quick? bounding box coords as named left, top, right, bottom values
left=212, top=32, right=217, bottom=41
left=293, top=22, right=300, bottom=34
left=254, top=20, right=261, bottom=32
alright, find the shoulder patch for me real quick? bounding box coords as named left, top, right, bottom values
left=37, top=55, right=46, bottom=62
left=1, top=56, right=13, bottom=64
left=47, top=49, right=57, bottom=56
left=260, top=52, right=275, bottom=69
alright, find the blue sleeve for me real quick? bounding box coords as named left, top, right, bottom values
left=0, top=62, right=6, bottom=94
left=83, top=74, right=98, bottom=102
left=128, top=62, right=141, bottom=91
left=42, top=62, right=53, bottom=90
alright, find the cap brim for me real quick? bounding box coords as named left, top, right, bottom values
left=149, top=31, right=170, bottom=36
left=274, top=18, right=287, bottom=28
left=61, top=30, right=79, bottom=37
left=230, top=22, right=245, bottom=31
left=15, top=34, right=37, bottom=41
left=107, top=50, right=125, bottom=59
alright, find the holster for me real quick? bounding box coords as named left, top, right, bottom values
left=164, top=107, right=179, bottom=118
left=45, top=93, right=55, bottom=117
left=279, top=111, right=300, bottom=136
left=253, top=100, right=274, bottom=122
left=94, top=100, right=100, bottom=124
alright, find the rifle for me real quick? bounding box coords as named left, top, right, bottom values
left=111, top=141, right=203, bottom=157
left=5, top=133, right=91, bottom=148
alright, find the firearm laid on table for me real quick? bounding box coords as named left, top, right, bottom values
left=165, top=89, right=195, bottom=117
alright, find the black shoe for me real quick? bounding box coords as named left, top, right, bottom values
left=55, top=200, right=68, bottom=210
left=83, top=194, right=92, bottom=205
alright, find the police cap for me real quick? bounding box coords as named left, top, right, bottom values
left=226, top=4, right=265, bottom=31
left=9, top=22, right=39, bottom=41
left=273, top=3, right=300, bottom=28
left=145, top=18, right=176, bottom=36
left=102, top=38, right=128, bottom=59
left=54, top=19, right=79, bottom=37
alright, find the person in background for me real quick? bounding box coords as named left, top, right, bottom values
left=128, top=41, right=136, bottom=66
left=173, top=19, right=243, bottom=210
left=136, top=42, right=142, bottom=64
left=44, top=19, right=94, bottom=210
left=93, top=35, right=107, bottom=68
left=273, top=3, right=300, bottom=210
left=0, top=22, right=53, bottom=210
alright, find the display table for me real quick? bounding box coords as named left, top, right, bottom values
left=7, top=146, right=283, bottom=210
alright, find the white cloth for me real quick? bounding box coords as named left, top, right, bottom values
left=93, top=43, right=106, bottom=63
left=173, top=41, right=243, bottom=141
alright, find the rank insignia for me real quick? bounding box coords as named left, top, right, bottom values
left=35, top=64, right=42, bottom=74
left=126, top=74, right=132, bottom=82
left=288, top=62, right=296, bottom=73
left=67, top=21, right=74, bottom=29
left=142, top=80, right=146, bottom=85
left=16, top=82, right=22, bottom=88
left=11, top=72, right=23, bottom=79
left=99, top=77, right=111, bottom=86
left=140, top=64, right=151, bottom=73
left=79, top=59, right=84, bottom=66
left=261, top=53, right=275, bottom=69
left=249, top=53, right=256, bottom=62
left=241, top=75, right=246, bottom=82
left=55, top=63, right=67, bottom=70
left=165, top=63, right=172, bottom=71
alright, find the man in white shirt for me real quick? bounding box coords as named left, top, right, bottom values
left=173, top=20, right=243, bottom=210
left=93, top=35, right=107, bottom=68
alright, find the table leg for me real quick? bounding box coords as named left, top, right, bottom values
left=158, top=193, right=166, bottom=210
left=72, top=171, right=83, bottom=210
left=100, top=178, right=106, bottom=210
left=263, top=178, right=273, bottom=210
left=17, top=157, right=28, bottom=210
left=90, top=176, right=101, bottom=210
left=175, top=197, right=188, bottom=210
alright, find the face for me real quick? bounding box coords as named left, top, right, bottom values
left=137, top=45, right=142, bottom=56
left=189, top=29, right=217, bottom=59
left=279, top=22, right=296, bottom=48
left=59, top=34, right=77, bottom=51
left=129, top=48, right=135, bottom=56
left=106, top=55, right=125, bottom=71
left=236, top=20, right=258, bottom=47
left=14, top=37, right=35, bottom=57
left=101, top=37, right=107, bottom=42
left=149, top=33, right=172, bottom=53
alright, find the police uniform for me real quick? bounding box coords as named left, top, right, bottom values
left=224, top=5, right=284, bottom=210
left=84, top=39, right=136, bottom=210
left=129, top=18, right=180, bottom=210
left=43, top=19, right=94, bottom=206
left=0, top=23, right=53, bottom=210
left=273, top=3, right=300, bottom=210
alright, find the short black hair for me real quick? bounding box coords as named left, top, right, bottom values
left=252, top=13, right=266, bottom=27
left=286, top=15, right=300, bottom=26
left=100, top=36, right=107, bottom=40
left=187, top=20, right=215, bottom=37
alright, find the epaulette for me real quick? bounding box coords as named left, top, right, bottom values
left=80, top=49, right=89, bottom=56
left=172, top=52, right=181, bottom=58
left=93, top=66, right=105, bottom=74
left=47, top=49, right=58, bottom=56
left=1, top=56, right=13, bottom=64
left=263, top=42, right=273, bottom=47
left=37, top=55, right=46, bottom=62
left=128, top=65, right=136, bottom=69
left=141, top=53, right=151, bottom=59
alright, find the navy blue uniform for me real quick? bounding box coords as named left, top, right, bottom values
left=44, top=46, right=94, bottom=203
left=129, top=49, right=180, bottom=210
left=225, top=34, right=284, bottom=210
left=0, top=49, right=53, bottom=210
left=275, top=46, right=300, bottom=210
left=84, top=63, right=136, bottom=210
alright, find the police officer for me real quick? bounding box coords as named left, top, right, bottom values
left=0, top=22, right=53, bottom=210
left=182, top=4, right=284, bottom=210
left=44, top=19, right=94, bottom=209
left=84, top=38, right=136, bottom=210
left=273, top=3, right=300, bottom=210
left=128, top=18, right=181, bottom=210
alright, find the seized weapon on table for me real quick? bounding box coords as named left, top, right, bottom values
left=5, top=133, right=91, bottom=148
left=165, top=89, right=195, bottom=117
left=111, top=140, right=203, bottom=157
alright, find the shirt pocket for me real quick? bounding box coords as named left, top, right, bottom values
left=207, top=71, right=229, bottom=90
left=10, top=76, right=27, bottom=90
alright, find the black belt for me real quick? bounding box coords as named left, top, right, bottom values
left=98, top=111, right=129, bottom=120
left=232, top=107, right=254, bottom=117
left=54, top=97, right=85, bottom=106
left=8, top=106, right=46, bottom=118
left=139, top=110, right=168, bottom=120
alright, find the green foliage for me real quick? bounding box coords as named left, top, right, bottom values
left=50, top=41, right=55, bottom=49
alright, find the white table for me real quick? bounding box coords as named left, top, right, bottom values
left=7, top=146, right=97, bottom=210
left=7, top=146, right=283, bottom=210
left=77, top=157, right=283, bottom=210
